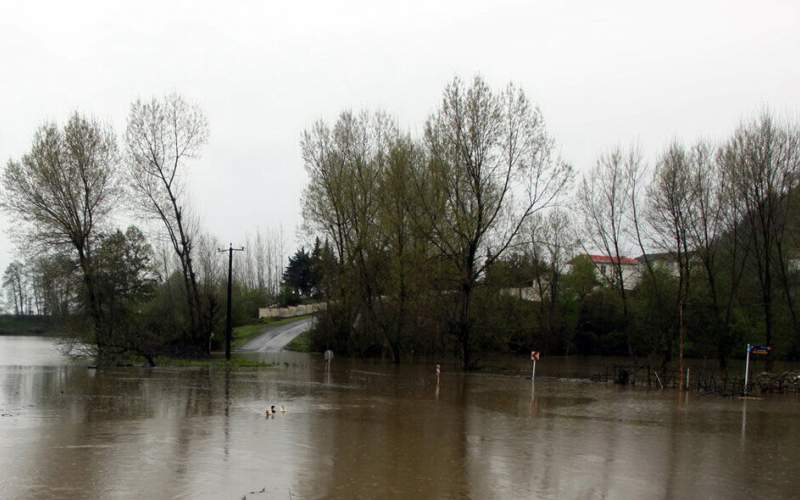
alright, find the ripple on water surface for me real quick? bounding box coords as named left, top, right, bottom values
left=1, top=337, right=799, bottom=499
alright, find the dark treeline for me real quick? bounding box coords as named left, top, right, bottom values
left=301, top=75, right=800, bottom=373
left=0, top=95, right=287, bottom=365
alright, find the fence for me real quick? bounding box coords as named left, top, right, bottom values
left=592, top=363, right=800, bottom=396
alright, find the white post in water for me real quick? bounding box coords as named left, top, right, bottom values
left=744, top=344, right=751, bottom=394
left=531, top=351, right=540, bottom=383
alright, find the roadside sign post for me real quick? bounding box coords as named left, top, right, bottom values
left=744, top=344, right=771, bottom=394
left=744, top=344, right=751, bottom=394
left=531, top=351, right=540, bottom=382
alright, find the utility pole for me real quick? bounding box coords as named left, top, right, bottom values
left=219, top=243, right=245, bottom=360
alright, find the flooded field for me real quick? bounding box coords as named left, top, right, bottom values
left=1, top=336, right=799, bottom=499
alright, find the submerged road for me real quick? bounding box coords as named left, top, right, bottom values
left=237, top=317, right=315, bottom=353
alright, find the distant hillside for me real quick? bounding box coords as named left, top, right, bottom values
left=0, top=315, right=61, bottom=336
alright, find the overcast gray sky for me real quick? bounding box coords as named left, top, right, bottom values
left=1, top=0, right=798, bottom=274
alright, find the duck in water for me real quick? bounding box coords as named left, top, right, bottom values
left=266, top=404, right=289, bottom=416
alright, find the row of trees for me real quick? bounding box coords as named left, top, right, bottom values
left=301, top=75, right=800, bottom=372
left=1, top=95, right=287, bottom=364
left=574, top=114, right=800, bottom=380
left=2, top=256, right=79, bottom=317
left=4, top=77, right=798, bottom=373
left=2, top=260, right=33, bottom=315
left=301, top=76, right=572, bottom=367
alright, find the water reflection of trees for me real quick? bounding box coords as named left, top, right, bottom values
left=293, top=366, right=470, bottom=498
left=3, top=363, right=800, bottom=499
left=1, top=366, right=230, bottom=498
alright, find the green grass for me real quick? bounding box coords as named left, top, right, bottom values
left=285, top=330, right=313, bottom=352
left=231, top=315, right=312, bottom=350
left=231, top=323, right=267, bottom=350
left=153, top=356, right=273, bottom=368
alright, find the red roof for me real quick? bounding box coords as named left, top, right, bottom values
left=588, top=255, right=639, bottom=265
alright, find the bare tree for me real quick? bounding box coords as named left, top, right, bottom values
left=528, top=208, right=576, bottom=352
left=254, top=228, right=268, bottom=293
left=685, top=141, right=750, bottom=369
left=576, top=146, right=641, bottom=355
left=232, top=227, right=287, bottom=301
left=421, top=76, right=572, bottom=369
left=261, top=226, right=286, bottom=298
left=125, top=93, right=210, bottom=354
left=648, top=141, right=695, bottom=388
left=1, top=114, right=119, bottom=347
left=720, top=112, right=800, bottom=364
left=28, top=253, right=78, bottom=318
left=2, top=261, right=26, bottom=315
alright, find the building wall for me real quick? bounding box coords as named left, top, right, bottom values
left=258, top=302, right=327, bottom=319
left=595, top=263, right=640, bottom=290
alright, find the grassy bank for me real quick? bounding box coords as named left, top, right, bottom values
left=285, top=330, right=313, bottom=352
left=0, top=315, right=60, bottom=336
left=232, top=315, right=312, bottom=350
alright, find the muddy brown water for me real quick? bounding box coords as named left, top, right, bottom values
left=1, top=336, right=798, bottom=499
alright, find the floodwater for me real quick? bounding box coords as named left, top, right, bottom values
left=1, top=336, right=799, bottom=499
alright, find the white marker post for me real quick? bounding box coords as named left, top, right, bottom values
left=744, top=343, right=751, bottom=394
left=531, top=351, right=540, bottom=382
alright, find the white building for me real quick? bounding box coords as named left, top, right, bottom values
left=636, top=252, right=680, bottom=277
left=584, top=254, right=641, bottom=290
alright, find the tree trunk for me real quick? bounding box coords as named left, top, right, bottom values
left=459, top=282, right=473, bottom=370
left=185, top=251, right=207, bottom=354
left=678, top=301, right=686, bottom=390
left=776, top=241, right=800, bottom=361
left=763, top=268, right=774, bottom=371
left=392, top=286, right=407, bottom=365
left=179, top=262, right=198, bottom=346
left=614, top=262, right=633, bottom=358
left=77, top=247, right=104, bottom=356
